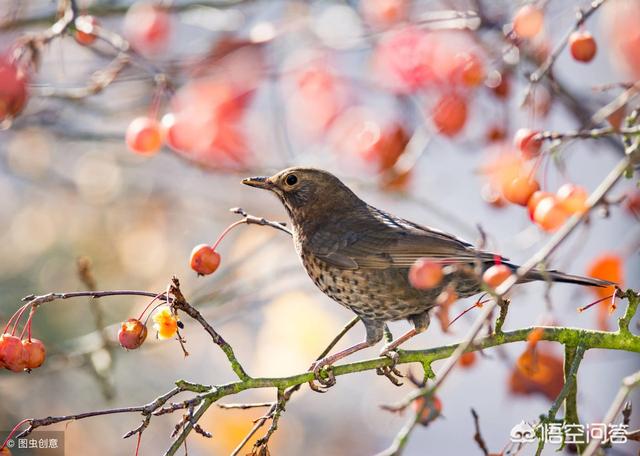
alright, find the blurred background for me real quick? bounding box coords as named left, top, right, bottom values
left=0, top=0, right=639, bottom=454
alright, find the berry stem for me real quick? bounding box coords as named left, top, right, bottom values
left=2, top=303, right=30, bottom=334
left=9, top=303, right=32, bottom=336
left=211, top=220, right=247, bottom=252
left=137, top=291, right=169, bottom=321
left=1, top=418, right=31, bottom=450
left=19, top=308, right=36, bottom=341
left=577, top=294, right=614, bottom=312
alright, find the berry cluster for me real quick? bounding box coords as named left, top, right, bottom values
left=0, top=305, right=46, bottom=373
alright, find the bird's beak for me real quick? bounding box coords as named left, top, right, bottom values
left=242, top=176, right=273, bottom=190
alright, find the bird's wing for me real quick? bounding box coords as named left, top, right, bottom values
left=309, top=207, right=506, bottom=270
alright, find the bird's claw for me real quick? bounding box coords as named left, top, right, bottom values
left=307, top=360, right=336, bottom=393
left=376, top=349, right=403, bottom=386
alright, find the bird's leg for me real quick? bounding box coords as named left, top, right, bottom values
left=308, top=320, right=383, bottom=393
left=379, top=313, right=430, bottom=367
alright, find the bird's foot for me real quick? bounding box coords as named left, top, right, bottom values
left=376, top=348, right=403, bottom=386
left=307, top=358, right=336, bottom=393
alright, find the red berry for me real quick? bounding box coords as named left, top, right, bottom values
left=533, top=196, right=570, bottom=232
left=502, top=176, right=540, bottom=206
left=483, top=264, right=513, bottom=289
left=190, top=244, right=221, bottom=275
left=413, top=395, right=442, bottom=426
left=556, top=183, right=588, bottom=214
left=625, top=190, right=640, bottom=218
left=0, top=57, right=28, bottom=122
left=432, top=93, right=467, bottom=136
left=22, top=338, right=46, bottom=369
left=74, top=15, right=99, bottom=46
left=459, top=351, right=477, bottom=368
left=569, top=31, right=597, bottom=63
left=126, top=116, right=163, bottom=155
left=489, top=72, right=510, bottom=99
left=458, top=53, right=485, bottom=87
left=527, top=191, right=552, bottom=221
left=514, top=128, right=542, bottom=159
left=409, top=259, right=444, bottom=289
left=0, top=334, right=28, bottom=372
left=118, top=319, right=148, bottom=350
left=513, top=5, right=544, bottom=39
left=124, top=2, right=172, bottom=55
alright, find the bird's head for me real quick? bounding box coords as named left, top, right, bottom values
left=242, top=167, right=362, bottom=223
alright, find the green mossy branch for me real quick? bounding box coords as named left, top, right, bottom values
left=165, top=289, right=640, bottom=455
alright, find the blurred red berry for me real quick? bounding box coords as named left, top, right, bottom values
left=118, top=319, right=148, bottom=350
left=556, top=183, right=588, bottom=215
left=126, top=116, right=163, bottom=155
left=533, top=196, right=570, bottom=232
left=190, top=244, right=221, bottom=276
left=361, top=0, right=407, bottom=27
left=625, top=190, right=640, bottom=218
left=22, top=339, right=46, bottom=369
left=483, top=264, right=513, bottom=289
left=587, top=253, right=624, bottom=300
left=514, top=128, right=542, bottom=159
left=489, top=72, right=510, bottom=99
left=502, top=176, right=540, bottom=206
left=432, top=93, right=467, bottom=136
left=413, top=395, right=442, bottom=426
left=0, top=334, right=28, bottom=372
left=0, top=57, right=28, bottom=122
left=527, top=191, right=552, bottom=221
left=569, top=31, right=597, bottom=62
left=513, top=5, right=544, bottom=39
left=74, top=15, right=99, bottom=46
left=123, top=1, right=171, bottom=55
left=409, top=259, right=444, bottom=290
left=456, top=52, right=485, bottom=87
left=459, top=351, right=477, bottom=368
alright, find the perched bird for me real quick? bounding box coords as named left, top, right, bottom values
left=243, top=167, right=610, bottom=383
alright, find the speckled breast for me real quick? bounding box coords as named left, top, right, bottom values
left=297, top=247, right=480, bottom=322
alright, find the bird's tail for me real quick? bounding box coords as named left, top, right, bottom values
left=522, top=268, right=614, bottom=288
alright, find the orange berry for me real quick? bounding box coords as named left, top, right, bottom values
left=0, top=334, right=28, bottom=372
left=125, top=116, right=163, bottom=155
left=527, top=190, right=552, bottom=221
left=490, top=72, right=510, bottom=99
left=556, top=183, right=588, bottom=214
left=459, top=351, right=477, bottom=368
left=482, top=264, right=513, bottom=289
left=514, top=128, right=542, bottom=159
left=513, top=5, right=544, bottom=39
left=22, top=338, right=46, bottom=369
left=0, top=447, right=11, bottom=455
left=502, top=176, right=540, bottom=206
left=569, top=31, right=597, bottom=62
left=190, top=244, right=221, bottom=276
left=413, top=395, right=442, bottom=426
left=587, top=253, right=624, bottom=299
left=409, top=259, right=444, bottom=289
left=118, top=318, right=148, bottom=350
left=457, top=53, right=485, bottom=87
left=152, top=305, right=178, bottom=340
left=481, top=183, right=507, bottom=208
left=74, top=15, right=99, bottom=46
left=432, top=93, right=467, bottom=136
left=533, top=196, right=569, bottom=232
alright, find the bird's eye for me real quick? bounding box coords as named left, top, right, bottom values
left=285, top=174, right=298, bottom=186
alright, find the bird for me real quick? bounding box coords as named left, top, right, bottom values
left=242, top=167, right=611, bottom=386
